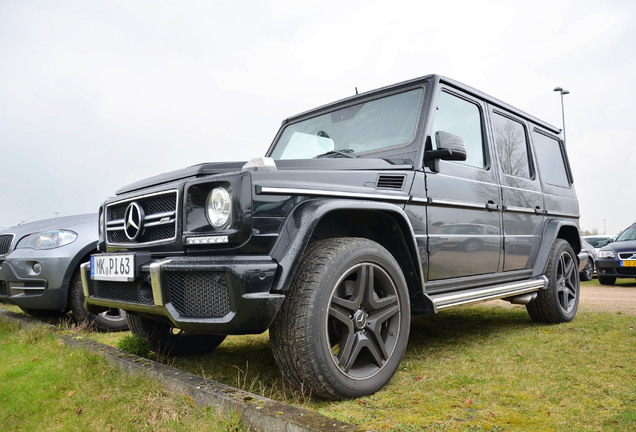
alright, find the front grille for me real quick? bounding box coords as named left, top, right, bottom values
left=90, top=274, right=154, bottom=305
left=618, top=252, right=636, bottom=260
left=0, top=234, right=14, bottom=256
left=0, top=281, right=8, bottom=297
left=167, top=272, right=231, bottom=318
left=106, top=190, right=178, bottom=246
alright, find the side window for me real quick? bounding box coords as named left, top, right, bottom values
left=432, top=91, right=485, bottom=168
left=532, top=131, right=570, bottom=187
left=491, top=112, right=531, bottom=178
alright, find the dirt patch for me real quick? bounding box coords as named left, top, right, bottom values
left=578, top=283, right=636, bottom=315
left=487, top=282, right=636, bottom=316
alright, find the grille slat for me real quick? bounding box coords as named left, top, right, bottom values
left=0, top=281, right=8, bottom=297
left=0, top=234, right=14, bottom=256
left=376, top=175, right=406, bottom=190
left=167, top=272, right=231, bottom=318
left=91, top=274, right=153, bottom=305
left=106, top=190, right=178, bottom=246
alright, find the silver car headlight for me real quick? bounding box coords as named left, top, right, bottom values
left=206, top=187, right=232, bottom=229
left=16, top=230, right=78, bottom=250
left=598, top=250, right=615, bottom=259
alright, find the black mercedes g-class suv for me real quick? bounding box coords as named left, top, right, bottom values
left=82, top=74, right=581, bottom=400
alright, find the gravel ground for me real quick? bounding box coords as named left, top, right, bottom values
left=578, top=283, right=636, bottom=315
left=488, top=282, right=636, bottom=316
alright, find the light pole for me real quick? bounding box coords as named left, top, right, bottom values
left=553, top=87, right=569, bottom=146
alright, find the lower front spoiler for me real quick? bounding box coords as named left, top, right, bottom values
left=81, top=255, right=284, bottom=334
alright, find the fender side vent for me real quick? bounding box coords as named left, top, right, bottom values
left=376, top=175, right=406, bottom=190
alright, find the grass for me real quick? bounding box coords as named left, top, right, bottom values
left=2, top=279, right=634, bottom=431
left=0, top=317, right=246, bottom=431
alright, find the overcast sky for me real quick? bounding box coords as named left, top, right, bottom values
left=1, top=0, right=634, bottom=235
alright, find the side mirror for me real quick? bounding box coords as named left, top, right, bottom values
left=425, top=131, right=467, bottom=172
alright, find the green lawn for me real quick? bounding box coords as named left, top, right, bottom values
left=2, top=279, right=634, bottom=431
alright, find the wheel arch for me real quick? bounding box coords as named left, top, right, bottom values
left=269, top=199, right=433, bottom=311
left=62, top=241, right=98, bottom=310
left=532, top=219, right=581, bottom=277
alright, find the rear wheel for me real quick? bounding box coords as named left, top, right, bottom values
left=598, top=275, right=616, bottom=286
left=527, top=239, right=579, bottom=323
left=270, top=238, right=411, bottom=400
left=126, top=313, right=226, bottom=356
left=69, top=270, right=128, bottom=332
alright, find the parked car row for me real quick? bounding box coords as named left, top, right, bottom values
left=0, top=214, right=127, bottom=331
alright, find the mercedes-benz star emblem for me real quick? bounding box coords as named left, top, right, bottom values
left=124, top=202, right=144, bottom=241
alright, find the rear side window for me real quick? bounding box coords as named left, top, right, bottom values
left=492, top=112, right=531, bottom=179
left=433, top=91, right=485, bottom=168
left=532, top=131, right=570, bottom=187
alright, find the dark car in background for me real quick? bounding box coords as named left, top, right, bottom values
left=0, top=214, right=127, bottom=331
left=596, top=223, right=636, bottom=285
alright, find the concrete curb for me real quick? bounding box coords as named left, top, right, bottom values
left=0, top=308, right=365, bottom=432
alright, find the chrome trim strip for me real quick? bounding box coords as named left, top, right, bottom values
left=427, top=197, right=488, bottom=210
left=80, top=262, right=91, bottom=297
left=258, top=186, right=409, bottom=202
left=150, top=258, right=172, bottom=307
left=504, top=205, right=537, bottom=214
left=545, top=210, right=580, bottom=218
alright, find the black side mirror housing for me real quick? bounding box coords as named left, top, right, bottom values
left=425, top=131, right=468, bottom=172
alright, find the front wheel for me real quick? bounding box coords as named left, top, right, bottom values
left=69, top=270, right=128, bottom=332
left=598, top=275, right=616, bottom=286
left=126, top=313, right=226, bottom=356
left=269, top=238, right=411, bottom=400
left=527, top=239, right=579, bottom=323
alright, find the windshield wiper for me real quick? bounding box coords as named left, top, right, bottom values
left=314, top=149, right=357, bottom=159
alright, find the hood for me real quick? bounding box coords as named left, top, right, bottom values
left=116, top=161, right=247, bottom=195
left=1, top=213, right=96, bottom=237
left=602, top=239, right=636, bottom=253
left=116, top=158, right=413, bottom=195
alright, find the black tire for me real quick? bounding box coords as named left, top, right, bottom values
left=68, top=270, right=128, bottom=332
left=598, top=275, right=616, bottom=286
left=580, top=259, right=594, bottom=282
left=126, top=313, right=226, bottom=356
left=527, top=239, right=579, bottom=323
left=269, top=238, right=411, bottom=400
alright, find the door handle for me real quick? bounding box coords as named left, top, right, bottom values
left=486, top=200, right=500, bottom=211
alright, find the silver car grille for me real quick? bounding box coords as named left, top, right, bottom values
left=105, top=190, right=178, bottom=246
left=0, top=234, right=14, bottom=256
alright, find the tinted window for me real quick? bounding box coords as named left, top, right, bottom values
left=492, top=112, right=531, bottom=178
left=433, top=91, right=485, bottom=168
left=532, top=131, right=570, bottom=187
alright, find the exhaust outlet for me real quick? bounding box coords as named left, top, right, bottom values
left=507, top=292, right=537, bottom=305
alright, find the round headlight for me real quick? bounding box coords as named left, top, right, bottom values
left=206, top=187, right=232, bottom=228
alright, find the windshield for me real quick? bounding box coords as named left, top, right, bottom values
left=270, top=88, right=424, bottom=160
left=616, top=225, right=636, bottom=242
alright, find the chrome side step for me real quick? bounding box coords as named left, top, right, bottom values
left=429, top=277, right=547, bottom=311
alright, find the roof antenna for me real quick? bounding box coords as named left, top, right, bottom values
left=355, top=87, right=358, bottom=95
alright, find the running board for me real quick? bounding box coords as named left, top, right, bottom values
left=429, top=277, right=548, bottom=311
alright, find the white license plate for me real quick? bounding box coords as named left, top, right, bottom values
left=90, top=254, right=135, bottom=282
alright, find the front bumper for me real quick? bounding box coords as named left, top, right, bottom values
left=81, top=254, right=284, bottom=334
left=596, top=259, right=636, bottom=278
left=0, top=250, right=70, bottom=311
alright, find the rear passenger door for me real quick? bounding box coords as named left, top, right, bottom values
left=488, top=107, right=544, bottom=271
left=425, top=89, right=502, bottom=281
